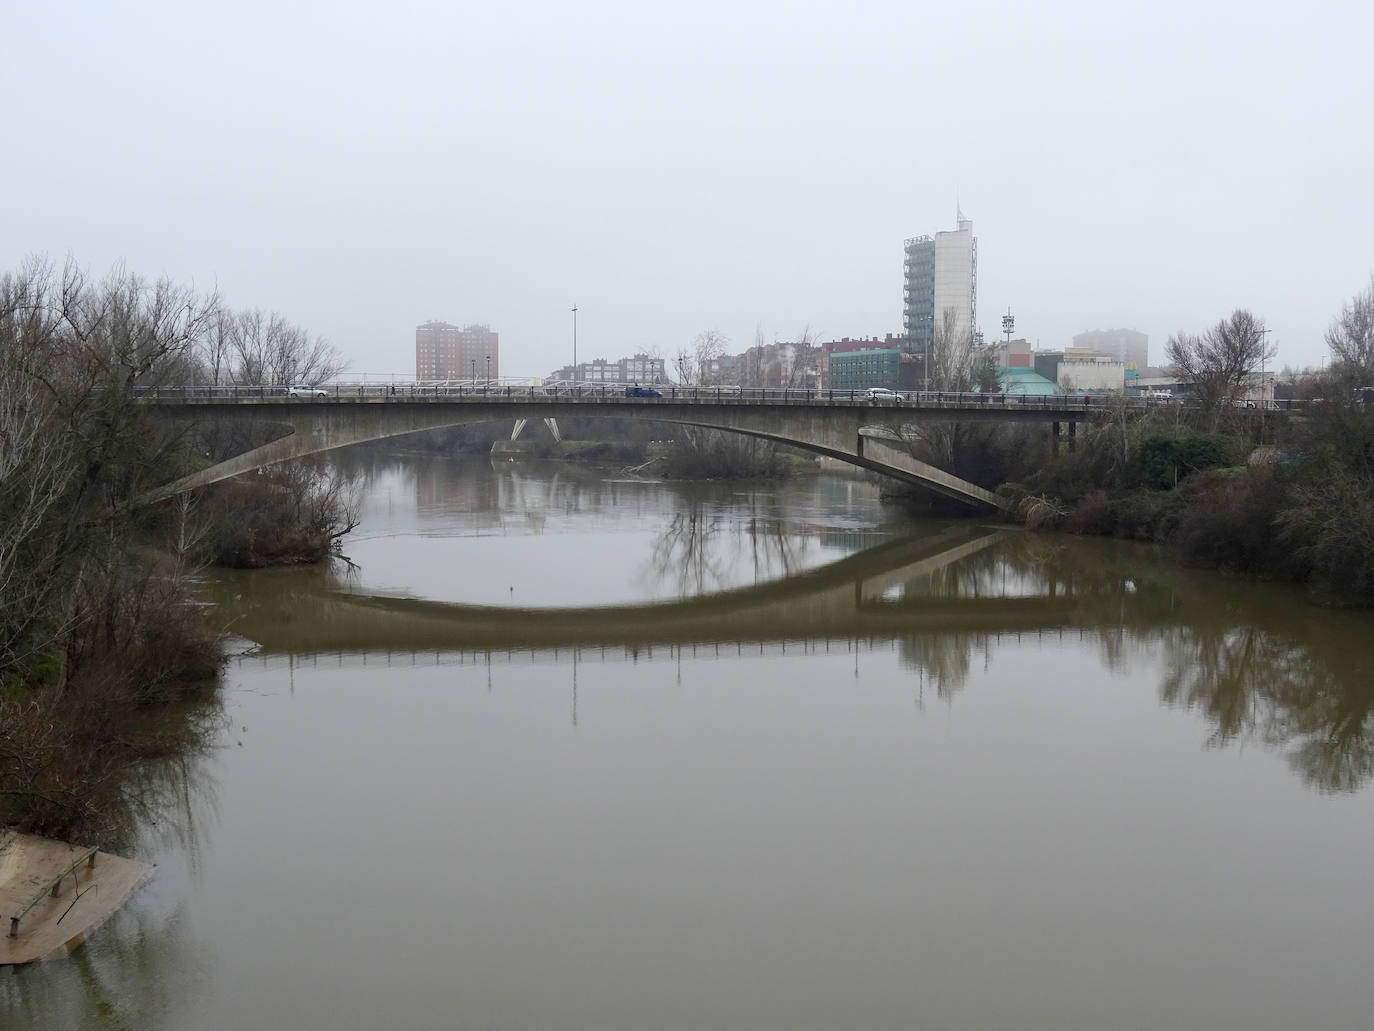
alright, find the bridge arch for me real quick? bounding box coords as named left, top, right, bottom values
left=140, top=395, right=1022, bottom=511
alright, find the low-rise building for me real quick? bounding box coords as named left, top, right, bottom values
left=550, top=353, right=667, bottom=384
left=829, top=348, right=920, bottom=393
left=820, top=335, right=907, bottom=389
left=1058, top=358, right=1126, bottom=393
left=621, top=353, right=667, bottom=384
left=993, top=337, right=1033, bottom=369
left=995, top=368, right=1059, bottom=395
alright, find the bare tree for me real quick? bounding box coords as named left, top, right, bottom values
left=1326, top=275, right=1374, bottom=386
left=0, top=348, right=79, bottom=670
left=693, top=329, right=728, bottom=385
left=780, top=326, right=820, bottom=389
left=199, top=310, right=237, bottom=385
left=0, top=258, right=218, bottom=676
left=928, top=307, right=992, bottom=392
left=913, top=308, right=999, bottom=470
left=671, top=345, right=694, bottom=385
left=1165, top=308, right=1273, bottom=426
left=51, top=259, right=219, bottom=390
left=226, top=308, right=346, bottom=386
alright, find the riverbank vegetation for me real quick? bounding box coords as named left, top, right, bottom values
left=989, top=294, right=1374, bottom=604
left=0, top=257, right=353, bottom=838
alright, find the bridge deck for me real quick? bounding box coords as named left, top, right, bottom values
left=135, top=382, right=1104, bottom=420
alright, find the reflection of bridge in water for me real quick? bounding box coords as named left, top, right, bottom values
left=220, top=525, right=1160, bottom=660
left=230, top=628, right=1112, bottom=680
left=217, top=526, right=1374, bottom=795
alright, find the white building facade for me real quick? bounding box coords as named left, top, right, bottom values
left=932, top=217, right=978, bottom=345
left=904, top=215, right=978, bottom=353
left=1057, top=358, right=1126, bottom=393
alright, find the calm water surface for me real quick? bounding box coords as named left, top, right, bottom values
left=6, top=455, right=1374, bottom=1031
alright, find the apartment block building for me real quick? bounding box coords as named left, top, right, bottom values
left=415, top=321, right=499, bottom=381
left=549, top=352, right=667, bottom=384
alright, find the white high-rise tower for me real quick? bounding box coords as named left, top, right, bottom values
left=904, top=213, right=978, bottom=352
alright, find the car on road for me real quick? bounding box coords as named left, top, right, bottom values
left=288, top=384, right=329, bottom=398
left=864, top=387, right=902, bottom=403
left=625, top=386, right=663, bottom=398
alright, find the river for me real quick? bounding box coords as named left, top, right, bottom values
left=5, top=454, right=1374, bottom=1030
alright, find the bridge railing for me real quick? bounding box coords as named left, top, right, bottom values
left=128, top=383, right=1313, bottom=413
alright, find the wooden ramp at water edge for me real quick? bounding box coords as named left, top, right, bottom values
left=0, top=830, right=152, bottom=965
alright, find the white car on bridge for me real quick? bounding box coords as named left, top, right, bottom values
left=288, top=384, right=329, bottom=398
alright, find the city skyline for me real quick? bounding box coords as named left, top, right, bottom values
left=4, top=1, right=1370, bottom=378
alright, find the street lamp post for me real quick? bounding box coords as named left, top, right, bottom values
left=471, top=358, right=476, bottom=386
left=486, top=354, right=491, bottom=385
left=571, top=305, right=578, bottom=382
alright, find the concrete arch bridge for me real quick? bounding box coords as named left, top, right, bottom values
left=138, top=385, right=1096, bottom=511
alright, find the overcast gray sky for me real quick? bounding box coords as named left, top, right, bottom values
left=5, top=0, right=1371, bottom=377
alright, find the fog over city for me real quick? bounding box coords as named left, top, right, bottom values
left=4, top=0, right=1371, bottom=377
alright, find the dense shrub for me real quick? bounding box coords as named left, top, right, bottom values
left=208, top=462, right=360, bottom=567
left=1109, top=490, right=1179, bottom=541
left=659, top=429, right=786, bottom=479
left=1065, top=491, right=1115, bottom=535
left=556, top=440, right=647, bottom=464
left=1170, top=474, right=1276, bottom=571
left=1136, top=434, right=1237, bottom=488
left=1277, top=469, right=1374, bottom=603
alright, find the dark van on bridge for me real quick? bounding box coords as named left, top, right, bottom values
left=625, top=385, right=663, bottom=398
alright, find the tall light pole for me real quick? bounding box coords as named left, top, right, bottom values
left=571, top=305, right=578, bottom=382
left=486, top=354, right=491, bottom=384
left=471, top=358, right=476, bottom=385
left=1259, top=327, right=1272, bottom=441
left=1259, top=327, right=1272, bottom=398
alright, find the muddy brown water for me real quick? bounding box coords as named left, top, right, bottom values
left=5, top=455, right=1373, bottom=1031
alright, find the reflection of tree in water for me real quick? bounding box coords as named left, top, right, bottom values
left=1152, top=621, right=1374, bottom=794
left=897, top=632, right=983, bottom=701
left=876, top=533, right=1374, bottom=794
left=1, top=702, right=221, bottom=1030
left=112, top=710, right=223, bottom=872
left=1, top=903, right=210, bottom=1031
left=649, top=499, right=818, bottom=598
